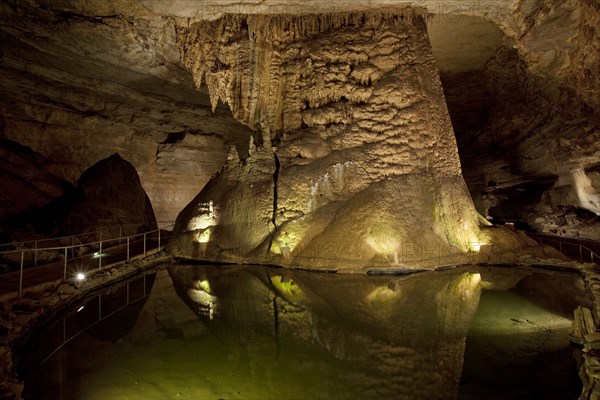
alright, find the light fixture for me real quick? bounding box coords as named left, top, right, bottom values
left=77, top=305, right=85, bottom=312
left=76, top=272, right=86, bottom=281
left=471, top=242, right=481, bottom=252
left=196, top=229, right=212, bottom=243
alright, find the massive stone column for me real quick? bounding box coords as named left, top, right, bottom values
left=168, top=8, right=531, bottom=271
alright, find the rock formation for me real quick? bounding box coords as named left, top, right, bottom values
left=168, top=8, right=534, bottom=270
left=0, top=0, right=255, bottom=224
left=0, top=152, right=157, bottom=254
left=0, top=138, right=74, bottom=242
left=1, top=0, right=598, bottom=241
left=443, top=0, right=600, bottom=239
left=59, top=153, right=157, bottom=240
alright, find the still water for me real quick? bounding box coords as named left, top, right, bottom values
left=19, top=264, right=587, bottom=399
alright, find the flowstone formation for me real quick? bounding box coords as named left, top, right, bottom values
left=169, top=8, right=532, bottom=271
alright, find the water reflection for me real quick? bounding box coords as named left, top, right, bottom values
left=169, top=266, right=482, bottom=399
left=19, top=264, right=588, bottom=400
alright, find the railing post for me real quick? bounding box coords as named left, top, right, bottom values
left=99, top=240, right=102, bottom=270
left=19, top=251, right=24, bottom=298
left=127, top=237, right=130, bottom=261
left=64, top=247, right=68, bottom=279
left=143, top=233, right=147, bottom=257
left=34, top=240, right=38, bottom=267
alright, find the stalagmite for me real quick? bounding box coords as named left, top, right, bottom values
left=169, top=7, right=534, bottom=271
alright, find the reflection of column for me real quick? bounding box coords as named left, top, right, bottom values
left=169, top=265, right=483, bottom=399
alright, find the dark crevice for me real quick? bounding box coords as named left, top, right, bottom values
left=273, top=294, right=280, bottom=351
left=266, top=153, right=280, bottom=255
left=53, top=12, right=121, bottom=24
left=160, top=131, right=187, bottom=145
left=266, top=274, right=281, bottom=356
left=272, top=153, right=280, bottom=226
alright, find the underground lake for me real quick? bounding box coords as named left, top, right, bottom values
left=18, top=263, right=589, bottom=400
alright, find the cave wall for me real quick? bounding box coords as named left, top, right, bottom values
left=0, top=0, right=254, bottom=224
left=434, top=0, right=600, bottom=239
left=0, top=148, right=157, bottom=245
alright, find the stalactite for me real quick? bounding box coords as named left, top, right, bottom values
left=176, top=7, right=427, bottom=137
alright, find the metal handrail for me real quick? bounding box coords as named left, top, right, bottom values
left=0, top=224, right=173, bottom=256
left=1, top=223, right=174, bottom=298
left=527, top=232, right=600, bottom=265
left=0, top=220, right=175, bottom=251
left=33, top=272, right=154, bottom=369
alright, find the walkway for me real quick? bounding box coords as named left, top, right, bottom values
left=0, top=224, right=172, bottom=298
left=527, top=232, right=600, bottom=265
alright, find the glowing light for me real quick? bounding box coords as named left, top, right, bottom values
left=470, top=242, right=481, bottom=252
left=189, top=280, right=218, bottom=320
left=93, top=252, right=100, bottom=258
left=195, top=279, right=211, bottom=292
left=366, top=285, right=396, bottom=302
left=272, top=231, right=299, bottom=256
left=366, top=234, right=399, bottom=256
left=77, top=305, right=85, bottom=312
left=196, top=228, right=212, bottom=243
left=76, top=272, right=86, bottom=281
left=470, top=272, right=481, bottom=284
left=189, top=201, right=219, bottom=231
left=271, top=276, right=294, bottom=295
left=270, top=275, right=303, bottom=299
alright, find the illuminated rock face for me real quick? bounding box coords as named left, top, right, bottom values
left=168, top=9, right=528, bottom=270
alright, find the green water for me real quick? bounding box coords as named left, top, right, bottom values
left=459, top=290, right=581, bottom=400
left=19, top=264, right=583, bottom=400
